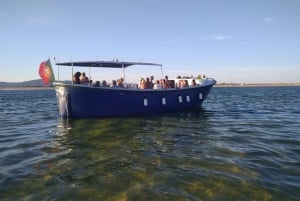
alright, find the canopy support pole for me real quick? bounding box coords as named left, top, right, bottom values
left=89, top=67, right=91, bottom=80
left=122, top=64, right=125, bottom=81
left=58, top=65, right=60, bottom=81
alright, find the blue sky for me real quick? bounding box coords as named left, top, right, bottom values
left=0, top=0, right=299, bottom=83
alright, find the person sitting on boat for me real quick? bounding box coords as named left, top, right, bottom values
left=178, top=79, right=182, bottom=88
left=102, top=80, right=107, bottom=87
left=164, top=75, right=170, bottom=89
left=111, top=80, right=117, bottom=87
left=139, top=78, right=146, bottom=89
left=94, top=81, right=100, bottom=87
left=182, top=80, right=189, bottom=88
left=160, top=79, right=166, bottom=89
left=153, top=80, right=162, bottom=89
left=117, top=78, right=124, bottom=88
left=150, top=76, right=154, bottom=88
left=161, top=78, right=171, bottom=89
left=73, top=72, right=81, bottom=84
left=145, top=77, right=152, bottom=89
left=178, top=79, right=188, bottom=88
left=191, top=79, right=197, bottom=87
left=80, top=72, right=89, bottom=85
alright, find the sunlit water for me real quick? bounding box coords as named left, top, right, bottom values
left=0, top=87, right=299, bottom=201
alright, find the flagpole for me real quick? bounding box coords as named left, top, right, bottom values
left=71, top=57, right=73, bottom=83
left=54, top=57, right=59, bottom=81
left=57, top=65, right=59, bottom=81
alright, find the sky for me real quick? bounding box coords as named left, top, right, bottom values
left=0, top=0, right=299, bottom=83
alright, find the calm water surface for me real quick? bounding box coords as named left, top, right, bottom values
left=0, top=87, right=299, bottom=201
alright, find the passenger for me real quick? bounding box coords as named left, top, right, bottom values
left=178, top=80, right=183, bottom=88
left=191, top=79, right=197, bottom=87
left=182, top=80, right=189, bottom=88
left=179, top=80, right=188, bottom=88
left=89, top=79, right=93, bottom=86
left=164, top=75, right=170, bottom=89
left=117, top=78, right=124, bottom=88
left=153, top=80, right=162, bottom=89
left=145, top=77, right=152, bottom=89
left=80, top=72, right=89, bottom=85
left=150, top=76, right=154, bottom=88
left=73, top=72, right=81, bottom=84
left=94, top=81, right=100, bottom=87
left=102, top=80, right=107, bottom=87
left=176, top=79, right=182, bottom=88
left=111, top=80, right=117, bottom=87
left=139, top=78, right=146, bottom=89
left=161, top=79, right=167, bottom=89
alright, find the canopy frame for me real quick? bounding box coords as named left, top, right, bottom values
left=56, top=61, right=162, bottom=68
left=55, top=60, right=163, bottom=83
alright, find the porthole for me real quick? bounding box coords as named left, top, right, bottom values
left=144, top=98, right=148, bottom=106
left=186, top=95, right=190, bottom=102
left=178, top=96, right=182, bottom=103
left=199, top=93, right=203, bottom=100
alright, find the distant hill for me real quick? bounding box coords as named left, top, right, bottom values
left=0, top=79, right=46, bottom=87
left=0, top=79, right=71, bottom=88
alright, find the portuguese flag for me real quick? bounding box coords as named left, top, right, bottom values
left=39, top=59, right=55, bottom=84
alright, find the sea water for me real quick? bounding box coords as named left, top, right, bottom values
left=0, top=87, right=299, bottom=201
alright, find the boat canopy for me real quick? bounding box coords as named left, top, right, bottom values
left=56, top=61, right=162, bottom=68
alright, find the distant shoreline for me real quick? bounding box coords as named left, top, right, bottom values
left=215, top=83, right=300, bottom=87
left=0, top=86, right=54, bottom=90
left=1, top=83, right=300, bottom=91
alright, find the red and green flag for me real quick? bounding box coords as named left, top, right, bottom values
left=39, top=59, right=55, bottom=84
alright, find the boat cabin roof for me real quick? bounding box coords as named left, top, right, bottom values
left=56, top=61, right=162, bottom=68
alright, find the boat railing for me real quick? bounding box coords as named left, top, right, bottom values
left=55, top=77, right=215, bottom=90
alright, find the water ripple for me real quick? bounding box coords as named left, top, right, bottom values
left=0, top=87, right=300, bottom=200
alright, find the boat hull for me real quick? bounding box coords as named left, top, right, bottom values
left=55, top=80, right=215, bottom=118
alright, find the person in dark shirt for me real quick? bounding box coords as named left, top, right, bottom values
left=73, top=72, right=81, bottom=84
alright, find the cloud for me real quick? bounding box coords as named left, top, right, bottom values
left=200, top=37, right=208, bottom=41
left=264, top=17, right=275, bottom=23
left=213, top=35, right=232, bottom=41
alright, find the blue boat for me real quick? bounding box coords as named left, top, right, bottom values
left=54, top=60, right=216, bottom=118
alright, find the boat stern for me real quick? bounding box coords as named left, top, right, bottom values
left=55, top=83, right=70, bottom=118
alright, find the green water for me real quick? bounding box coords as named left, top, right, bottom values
left=1, top=88, right=300, bottom=200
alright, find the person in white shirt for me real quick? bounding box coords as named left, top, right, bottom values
left=153, top=80, right=162, bottom=89
left=80, top=72, right=89, bottom=85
